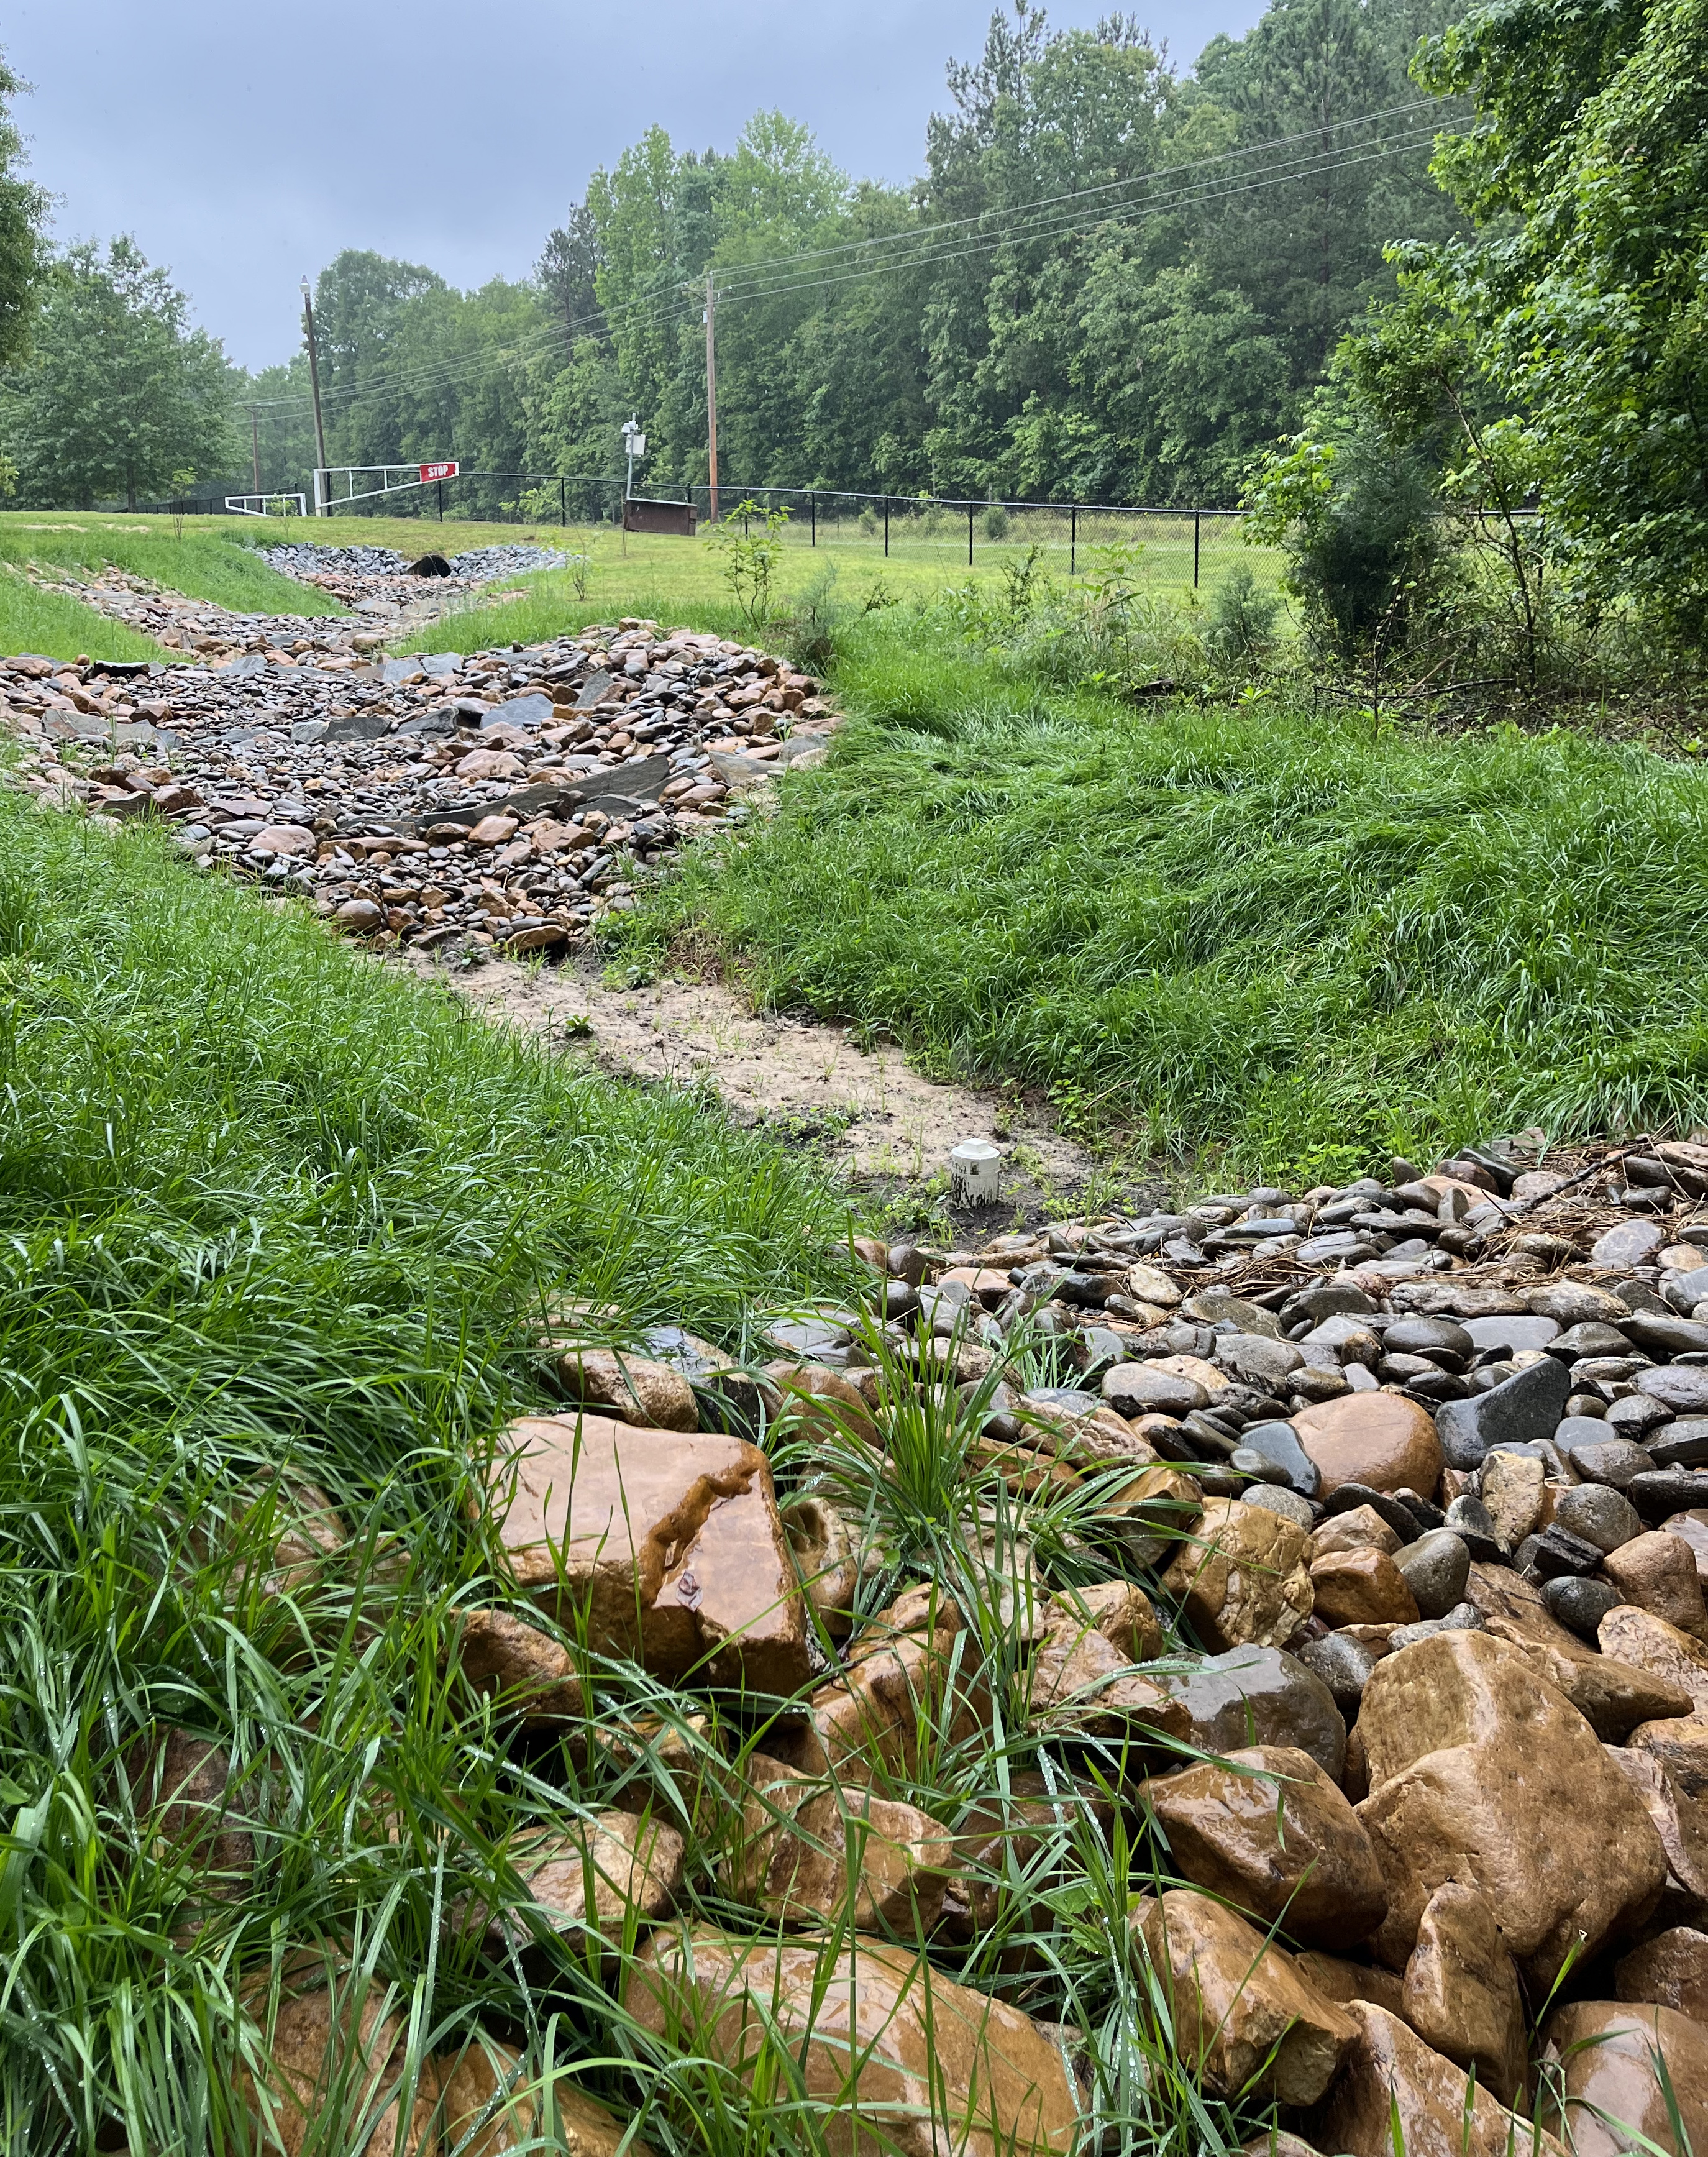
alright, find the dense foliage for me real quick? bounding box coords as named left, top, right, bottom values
left=1249, top=0, right=1708, bottom=664
left=0, top=55, right=47, bottom=378
left=1, top=239, right=240, bottom=509
left=235, top=0, right=1462, bottom=510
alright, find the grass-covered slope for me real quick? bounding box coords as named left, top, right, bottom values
left=618, top=619, right=1708, bottom=1179
left=0, top=517, right=349, bottom=615
left=0, top=802, right=867, bottom=2146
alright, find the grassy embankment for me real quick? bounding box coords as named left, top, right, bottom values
left=616, top=613, right=1708, bottom=1181
left=0, top=798, right=858, bottom=2147
left=404, top=569, right=1708, bottom=1184
left=0, top=512, right=350, bottom=661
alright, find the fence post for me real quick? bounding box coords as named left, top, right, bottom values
left=884, top=500, right=889, bottom=557
left=560, top=477, right=566, bottom=527
left=1071, top=505, right=1077, bottom=576
left=810, top=491, right=816, bottom=547
left=1194, top=510, right=1200, bottom=589
left=968, top=505, right=974, bottom=567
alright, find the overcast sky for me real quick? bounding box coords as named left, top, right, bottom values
left=6, top=1, right=1266, bottom=373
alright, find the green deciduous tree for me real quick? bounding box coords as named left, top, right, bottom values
left=0, top=57, right=48, bottom=373
left=1413, top=0, right=1708, bottom=630
left=2, top=239, right=239, bottom=508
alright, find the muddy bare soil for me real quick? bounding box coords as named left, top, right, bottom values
left=407, top=947, right=1144, bottom=1227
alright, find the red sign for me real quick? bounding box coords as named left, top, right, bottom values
left=419, top=461, right=459, bottom=482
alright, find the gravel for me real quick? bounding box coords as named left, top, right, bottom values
left=258, top=542, right=570, bottom=581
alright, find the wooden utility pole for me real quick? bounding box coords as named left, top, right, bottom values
left=250, top=406, right=262, bottom=495
left=301, top=278, right=329, bottom=516
left=705, top=269, right=719, bottom=524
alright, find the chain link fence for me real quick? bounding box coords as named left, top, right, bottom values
left=134, top=474, right=1270, bottom=595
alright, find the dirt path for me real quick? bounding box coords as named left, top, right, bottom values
left=409, top=948, right=1107, bottom=1216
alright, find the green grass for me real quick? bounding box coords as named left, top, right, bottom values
left=0, top=561, right=167, bottom=661
left=0, top=803, right=1280, bottom=2157
left=613, top=609, right=1708, bottom=1181
left=0, top=513, right=349, bottom=617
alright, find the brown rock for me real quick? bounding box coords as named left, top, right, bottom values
left=432, top=2038, right=652, bottom=2157
left=121, top=1727, right=252, bottom=1895
left=790, top=1587, right=989, bottom=1788
left=626, top=1928, right=1079, bottom=2157
left=429, top=2037, right=540, bottom=2155
left=1609, top=1747, right=1708, bottom=1913
left=1310, top=1505, right=1402, bottom=1559
left=334, top=898, right=384, bottom=932
left=1354, top=1631, right=1668, bottom=1986
left=764, top=1362, right=879, bottom=1447
left=1141, top=1744, right=1387, bottom=1949
left=1074, top=1579, right=1166, bottom=1661
left=1605, top=1534, right=1708, bottom=1640
left=235, top=1958, right=435, bottom=2157
left=780, top=1494, right=875, bottom=1639
left=1309, top=1548, right=1420, bottom=1628
left=943, top=1773, right=1115, bottom=1946
left=1538, top=2001, right=1708, bottom=2157
left=1617, top=1926, right=1708, bottom=2025
left=1400, top=1882, right=1525, bottom=2107
left=495, top=1811, right=684, bottom=1957
left=556, top=1348, right=698, bottom=1431
left=1310, top=2002, right=1560, bottom=2157
left=455, top=1608, right=588, bottom=1723
left=1100, top=1462, right=1204, bottom=1569
left=1468, top=1566, right=1694, bottom=1741
left=1290, top=1394, right=1443, bottom=1500
left=1630, top=1716, right=1708, bottom=1800
left=1292, top=1951, right=1407, bottom=2017
left=467, top=815, right=521, bottom=845
left=1664, top=1509, right=1708, bottom=1581
left=1028, top=1589, right=1187, bottom=1741
left=1160, top=1498, right=1314, bottom=1652
left=254, top=822, right=316, bottom=855
left=1479, top=1451, right=1546, bottom=1547
left=1133, top=1889, right=1356, bottom=2104
left=487, top=1413, right=813, bottom=1693
left=1600, top=1606, right=1708, bottom=1714
left=731, top=1754, right=953, bottom=1931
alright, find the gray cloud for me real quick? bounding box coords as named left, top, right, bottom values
left=6, top=1, right=1264, bottom=370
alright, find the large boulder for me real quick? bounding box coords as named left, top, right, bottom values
left=1538, top=2002, right=1708, bottom=2157
left=485, top=1414, right=813, bottom=1694
left=1354, top=1631, right=1668, bottom=1987
left=1307, top=2002, right=1562, bottom=2157
left=1159, top=1498, right=1313, bottom=1651
left=1141, top=1746, right=1387, bottom=1949
left=1131, top=1889, right=1356, bottom=2104
left=626, top=1927, right=1080, bottom=2157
